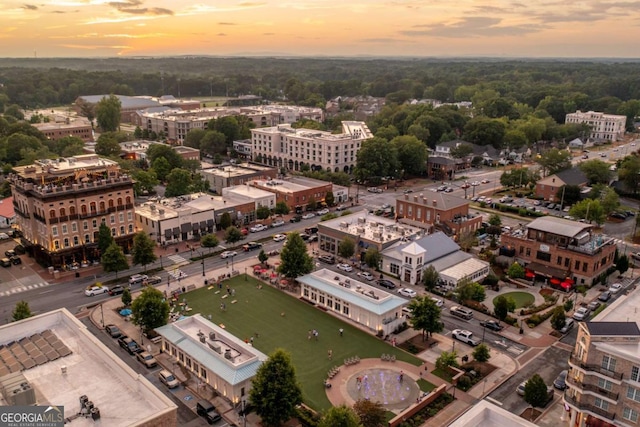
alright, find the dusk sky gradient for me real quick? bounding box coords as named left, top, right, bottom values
left=1, top=0, right=640, bottom=58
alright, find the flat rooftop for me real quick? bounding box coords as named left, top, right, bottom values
left=525, top=216, right=592, bottom=238
left=137, top=193, right=232, bottom=220
left=591, top=289, right=640, bottom=362
left=223, top=185, right=275, bottom=200
left=0, top=308, right=175, bottom=426
left=450, top=400, right=537, bottom=427
left=320, top=212, right=423, bottom=244
left=14, top=155, right=119, bottom=178
left=298, top=269, right=406, bottom=314
left=202, top=164, right=275, bottom=179
left=33, top=118, right=91, bottom=131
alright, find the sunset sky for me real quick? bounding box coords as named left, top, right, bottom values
left=1, top=0, right=639, bottom=58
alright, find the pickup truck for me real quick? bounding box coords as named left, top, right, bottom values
left=452, top=329, right=481, bottom=346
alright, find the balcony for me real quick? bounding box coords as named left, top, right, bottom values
left=13, top=176, right=133, bottom=198
left=569, top=355, right=624, bottom=380
left=567, top=376, right=619, bottom=400
left=564, top=393, right=616, bottom=421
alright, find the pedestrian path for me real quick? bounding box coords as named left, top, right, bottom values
left=167, top=254, right=189, bottom=264
left=0, top=281, right=50, bottom=297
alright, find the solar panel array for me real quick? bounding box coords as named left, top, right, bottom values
left=0, top=330, right=72, bottom=377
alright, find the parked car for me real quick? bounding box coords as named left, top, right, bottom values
left=377, top=279, right=396, bottom=290
left=290, top=215, right=302, bottom=223
left=129, top=274, right=148, bottom=286
left=271, top=219, right=285, bottom=228
left=158, top=370, right=180, bottom=389
left=608, top=283, right=623, bottom=294
left=10, top=256, right=21, bottom=265
left=307, top=235, right=318, bottom=243
left=242, top=242, right=262, bottom=252
left=196, top=400, right=222, bottom=424
left=146, top=276, right=162, bottom=285
left=572, top=307, right=591, bottom=321
left=553, top=370, right=568, bottom=390
left=367, top=187, right=383, bottom=193
left=85, top=285, right=109, bottom=297
left=337, top=263, right=353, bottom=272
left=480, top=319, right=504, bottom=332
left=547, top=203, right=556, bottom=210
left=0, top=258, right=11, bottom=268
left=481, top=179, right=490, bottom=184
left=358, top=271, right=374, bottom=281
left=118, top=336, right=143, bottom=355
left=598, top=290, right=612, bottom=301
left=273, top=234, right=286, bottom=242
left=250, top=224, right=268, bottom=233
left=301, top=213, right=316, bottom=220
left=105, top=324, right=122, bottom=338
left=559, top=318, right=575, bottom=334
left=316, top=208, right=329, bottom=215
left=318, top=255, right=335, bottom=264
left=610, top=212, right=627, bottom=220
left=335, top=205, right=347, bottom=211
left=431, top=297, right=444, bottom=307
left=587, top=300, right=602, bottom=312
left=108, top=285, right=125, bottom=296
left=4, top=250, right=16, bottom=258
left=220, top=250, right=237, bottom=259
left=136, top=351, right=158, bottom=368
left=305, top=226, right=319, bottom=235
left=444, top=187, right=454, bottom=193
left=452, top=329, right=480, bottom=346
left=397, top=288, right=417, bottom=298
left=403, top=189, right=414, bottom=194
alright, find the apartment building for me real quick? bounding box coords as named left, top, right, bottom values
left=134, top=105, right=324, bottom=144
left=565, top=290, right=640, bottom=427
left=33, top=117, right=93, bottom=142
left=565, top=110, right=626, bottom=142
left=250, top=121, right=372, bottom=173
left=500, top=216, right=616, bottom=288
left=9, top=155, right=136, bottom=267
left=396, top=192, right=482, bottom=238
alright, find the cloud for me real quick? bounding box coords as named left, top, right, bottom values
left=401, top=16, right=546, bottom=38
left=57, top=44, right=132, bottom=50
left=218, top=22, right=236, bottom=25
left=217, top=33, right=227, bottom=36
left=360, top=37, right=415, bottom=44
left=108, top=0, right=173, bottom=16
left=238, top=2, right=267, bottom=6
left=22, top=4, right=38, bottom=10
left=263, top=32, right=275, bottom=36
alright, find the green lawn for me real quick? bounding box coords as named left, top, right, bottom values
left=181, top=275, right=425, bottom=411
left=495, top=291, right=535, bottom=308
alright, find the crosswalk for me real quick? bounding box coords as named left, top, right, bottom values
left=168, top=254, right=189, bottom=264
left=0, top=281, right=50, bottom=297
left=168, top=269, right=188, bottom=280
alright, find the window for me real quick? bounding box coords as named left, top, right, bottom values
left=335, top=302, right=341, bottom=311
left=71, top=222, right=77, bottom=232
left=110, top=215, right=115, bottom=224
left=85, top=234, right=90, bottom=243
left=49, top=209, right=56, bottom=218
left=602, top=355, right=617, bottom=372
left=62, top=225, right=68, bottom=234
left=63, top=238, right=69, bottom=248
left=120, top=226, right=125, bottom=235
left=536, top=251, right=551, bottom=262
left=526, top=248, right=531, bottom=257
left=582, top=263, right=588, bottom=272
left=598, top=377, right=613, bottom=391
left=390, top=264, right=400, bottom=275
left=127, top=212, right=132, bottom=221
left=628, top=386, right=640, bottom=402
left=52, top=226, right=58, bottom=237
left=557, top=256, right=562, bottom=265
left=564, top=257, right=570, bottom=267
left=624, top=407, right=639, bottom=423
left=92, top=219, right=97, bottom=228
left=343, top=306, right=349, bottom=315
left=631, top=366, right=640, bottom=382
left=119, top=213, right=124, bottom=222
left=54, top=240, right=60, bottom=250
left=83, top=221, right=88, bottom=230
left=111, top=228, right=116, bottom=237
left=594, top=397, right=609, bottom=411
left=575, top=260, right=580, bottom=270
left=128, top=224, right=133, bottom=233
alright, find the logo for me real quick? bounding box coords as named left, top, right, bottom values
left=0, top=406, right=64, bottom=427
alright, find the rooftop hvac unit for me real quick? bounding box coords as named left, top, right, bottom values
left=224, top=349, right=232, bottom=359
left=356, top=227, right=364, bottom=234
left=158, top=209, right=165, bottom=215
left=208, top=341, right=222, bottom=353
left=370, top=222, right=377, bottom=227
left=199, top=335, right=206, bottom=343
left=373, top=232, right=382, bottom=239
left=209, top=332, right=216, bottom=340
left=150, top=204, right=156, bottom=211
left=358, top=217, right=366, bottom=224
left=339, top=222, right=348, bottom=228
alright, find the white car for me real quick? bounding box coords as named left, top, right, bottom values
left=572, top=307, right=591, bottom=321
left=220, top=250, right=237, bottom=259
left=481, top=179, right=490, bottom=184
left=609, top=283, right=623, bottom=294
left=431, top=297, right=444, bottom=307
left=358, top=271, right=374, bottom=281
left=273, top=234, right=286, bottom=242
left=85, top=285, right=109, bottom=297
left=250, top=224, right=267, bottom=233
left=271, top=219, right=285, bottom=228
left=316, top=208, right=329, bottom=215
left=471, top=181, right=480, bottom=186
left=301, top=213, right=316, bottom=220
left=337, top=263, right=353, bottom=272
left=398, top=288, right=417, bottom=298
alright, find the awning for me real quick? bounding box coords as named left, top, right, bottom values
left=526, top=262, right=568, bottom=279
left=164, top=229, right=172, bottom=238
left=181, top=223, right=192, bottom=232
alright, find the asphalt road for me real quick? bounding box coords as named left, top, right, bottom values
left=488, top=345, right=571, bottom=416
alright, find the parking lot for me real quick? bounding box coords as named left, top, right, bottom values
left=0, top=238, right=50, bottom=297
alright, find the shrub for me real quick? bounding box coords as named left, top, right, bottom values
left=457, top=375, right=472, bottom=390
left=463, top=300, right=490, bottom=314
left=521, top=296, right=558, bottom=315
left=526, top=307, right=556, bottom=327
left=504, top=315, right=519, bottom=326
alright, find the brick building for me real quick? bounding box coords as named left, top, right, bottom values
left=565, top=288, right=640, bottom=427
left=250, top=177, right=335, bottom=211
left=33, top=117, right=93, bottom=142
left=500, top=216, right=616, bottom=289
left=9, top=155, right=136, bottom=268
left=535, top=168, right=589, bottom=202
left=395, top=192, right=482, bottom=238
left=200, top=163, right=277, bottom=195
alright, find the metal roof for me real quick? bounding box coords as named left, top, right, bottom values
left=586, top=322, right=640, bottom=336
left=526, top=216, right=591, bottom=238
left=384, top=232, right=461, bottom=264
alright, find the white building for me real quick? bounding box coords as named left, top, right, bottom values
left=565, top=110, right=626, bottom=142
left=222, top=185, right=277, bottom=224
left=155, top=314, right=267, bottom=406
left=250, top=121, right=372, bottom=173
left=135, top=105, right=324, bottom=144
left=296, top=269, right=407, bottom=336
left=381, top=232, right=489, bottom=287
left=0, top=308, right=177, bottom=426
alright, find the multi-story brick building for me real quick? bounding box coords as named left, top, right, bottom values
left=200, top=163, right=277, bottom=195
left=500, top=216, right=616, bottom=289
left=9, top=155, right=136, bottom=267
left=33, top=117, right=93, bottom=142
left=250, top=121, right=372, bottom=173
left=565, top=290, right=640, bottom=427
left=395, top=192, right=482, bottom=238
left=250, top=176, right=337, bottom=211
left=565, top=110, right=626, bottom=142
left=535, top=168, right=589, bottom=202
